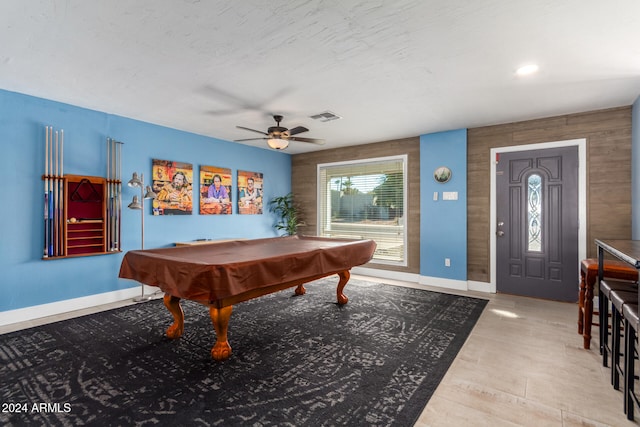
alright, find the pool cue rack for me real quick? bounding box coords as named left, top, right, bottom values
left=64, top=175, right=107, bottom=257
left=42, top=128, right=123, bottom=259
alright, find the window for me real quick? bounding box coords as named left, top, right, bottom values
left=317, top=155, right=407, bottom=265
left=527, top=173, right=542, bottom=252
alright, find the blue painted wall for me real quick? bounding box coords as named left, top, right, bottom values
left=0, top=90, right=291, bottom=312
left=420, top=129, right=467, bottom=280
left=632, top=95, right=640, bottom=239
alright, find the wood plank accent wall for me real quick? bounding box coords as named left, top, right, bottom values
left=291, top=137, right=420, bottom=273
left=467, top=106, right=632, bottom=283
left=291, top=106, right=631, bottom=282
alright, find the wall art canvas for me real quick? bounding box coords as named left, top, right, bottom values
left=237, top=170, right=263, bottom=215
left=151, top=159, right=193, bottom=215
left=200, top=165, right=232, bottom=215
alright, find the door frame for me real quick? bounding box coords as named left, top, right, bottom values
left=489, top=139, right=587, bottom=293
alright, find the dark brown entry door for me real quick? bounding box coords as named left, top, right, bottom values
left=496, top=146, right=579, bottom=302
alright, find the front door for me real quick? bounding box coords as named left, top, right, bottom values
left=496, top=146, right=579, bottom=302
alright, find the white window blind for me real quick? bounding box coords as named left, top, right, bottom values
left=317, top=155, right=407, bottom=265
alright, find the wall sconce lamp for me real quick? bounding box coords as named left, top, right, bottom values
left=127, top=172, right=157, bottom=302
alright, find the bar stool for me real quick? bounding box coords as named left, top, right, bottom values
left=600, top=279, right=638, bottom=368
left=579, top=258, right=638, bottom=349
left=623, top=302, right=639, bottom=420
left=609, top=287, right=638, bottom=389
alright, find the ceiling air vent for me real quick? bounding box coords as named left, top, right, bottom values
left=309, top=111, right=342, bottom=122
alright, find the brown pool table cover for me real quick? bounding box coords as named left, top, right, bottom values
left=118, top=235, right=376, bottom=303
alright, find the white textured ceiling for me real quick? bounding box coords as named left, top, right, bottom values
left=2, top=0, right=640, bottom=153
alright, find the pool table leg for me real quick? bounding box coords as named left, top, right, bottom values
left=210, top=305, right=233, bottom=361
left=163, top=294, right=184, bottom=339
left=336, top=270, right=350, bottom=305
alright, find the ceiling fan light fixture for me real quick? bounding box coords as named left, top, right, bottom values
left=267, top=137, right=289, bottom=150
left=237, top=115, right=322, bottom=149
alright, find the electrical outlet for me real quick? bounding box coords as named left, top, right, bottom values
left=445, top=258, right=451, bottom=267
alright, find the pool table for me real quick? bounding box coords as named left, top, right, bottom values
left=118, top=235, right=376, bottom=360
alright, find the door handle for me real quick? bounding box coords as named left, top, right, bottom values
left=497, top=230, right=505, bottom=237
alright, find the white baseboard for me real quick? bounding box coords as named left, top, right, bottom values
left=417, top=277, right=494, bottom=294
left=468, top=280, right=494, bottom=293
left=352, top=266, right=420, bottom=283
left=0, top=284, right=156, bottom=327
left=354, top=267, right=494, bottom=294
left=419, top=275, right=468, bottom=291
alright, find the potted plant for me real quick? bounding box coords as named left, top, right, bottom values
left=269, top=193, right=302, bottom=236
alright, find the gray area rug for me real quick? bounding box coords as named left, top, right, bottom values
left=0, top=278, right=487, bottom=426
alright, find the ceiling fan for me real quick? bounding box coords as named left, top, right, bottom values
left=235, top=115, right=325, bottom=150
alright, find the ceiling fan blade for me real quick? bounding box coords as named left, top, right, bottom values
left=234, top=137, right=267, bottom=142
left=202, top=85, right=267, bottom=112
left=290, top=136, right=325, bottom=145
left=206, top=108, right=244, bottom=116
left=236, top=126, right=269, bottom=136
left=287, top=126, right=309, bottom=136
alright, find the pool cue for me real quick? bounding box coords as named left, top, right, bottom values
left=55, top=130, right=62, bottom=257
left=110, top=139, right=118, bottom=251
left=52, top=129, right=63, bottom=257
left=113, top=140, right=118, bottom=250
left=53, top=130, right=59, bottom=257
left=116, top=141, right=123, bottom=251
left=110, top=138, right=116, bottom=251
left=44, top=126, right=49, bottom=257
left=107, top=138, right=117, bottom=251
left=59, top=130, right=64, bottom=256
left=48, top=127, right=54, bottom=257
left=56, top=130, right=62, bottom=257
left=106, top=138, right=111, bottom=251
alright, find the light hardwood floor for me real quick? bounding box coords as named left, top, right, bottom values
left=1, top=275, right=637, bottom=426
left=405, top=281, right=638, bottom=426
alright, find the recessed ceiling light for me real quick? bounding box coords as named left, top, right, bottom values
left=516, top=64, right=539, bottom=76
